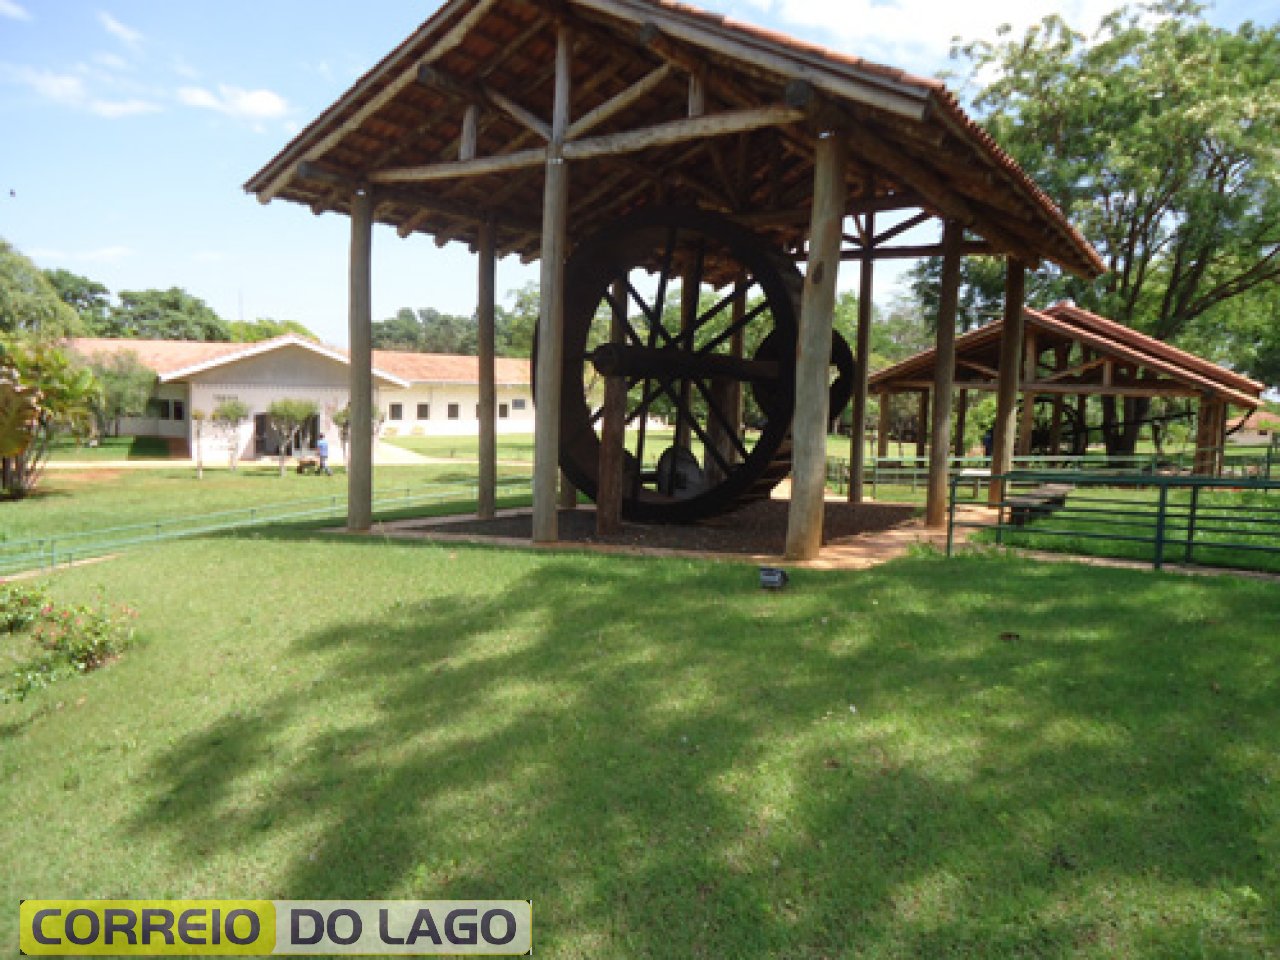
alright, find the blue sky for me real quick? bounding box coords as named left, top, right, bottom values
left=1, top=0, right=1272, bottom=346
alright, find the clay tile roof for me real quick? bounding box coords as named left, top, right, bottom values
left=371, top=350, right=531, bottom=384
left=246, top=0, right=1103, bottom=281
left=64, top=338, right=252, bottom=376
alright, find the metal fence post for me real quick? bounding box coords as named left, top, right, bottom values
left=1153, top=483, right=1169, bottom=571
left=1184, top=485, right=1201, bottom=564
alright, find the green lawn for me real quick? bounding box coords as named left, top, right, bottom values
left=1, top=464, right=530, bottom=546
left=47, top=436, right=172, bottom=461
left=2, top=539, right=1276, bottom=957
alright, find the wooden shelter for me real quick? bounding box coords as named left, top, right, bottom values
left=245, top=0, right=1103, bottom=557
left=870, top=302, right=1264, bottom=484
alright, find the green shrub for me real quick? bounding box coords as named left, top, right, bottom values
left=0, top=583, right=51, bottom=633
left=2, top=594, right=137, bottom=701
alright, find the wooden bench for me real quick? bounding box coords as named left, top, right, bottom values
left=1006, top=483, right=1073, bottom=527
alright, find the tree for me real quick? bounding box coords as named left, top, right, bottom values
left=950, top=2, right=1280, bottom=452
left=212, top=398, right=250, bottom=472
left=265, top=398, right=317, bottom=477
left=228, top=318, right=318, bottom=342
left=45, top=268, right=111, bottom=333
left=102, top=287, right=231, bottom=341
left=86, top=351, right=155, bottom=437
left=0, top=239, right=82, bottom=337
left=0, top=336, right=99, bottom=498
left=497, top=282, right=541, bottom=359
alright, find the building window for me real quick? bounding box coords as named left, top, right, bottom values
left=448, top=403, right=460, bottom=420
left=499, top=403, right=509, bottom=419
left=147, top=399, right=171, bottom=419
left=172, top=400, right=186, bottom=421
left=417, top=403, right=430, bottom=420
left=389, top=403, right=403, bottom=421
left=512, top=398, right=527, bottom=411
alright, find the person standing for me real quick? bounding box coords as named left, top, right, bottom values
left=316, top=432, right=332, bottom=475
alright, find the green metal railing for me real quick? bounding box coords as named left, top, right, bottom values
left=945, top=471, right=1280, bottom=573
left=0, top=476, right=533, bottom=578
left=827, top=446, right=1276, bottom=502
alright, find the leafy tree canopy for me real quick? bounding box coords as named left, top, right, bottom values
left=228, top=317, right=318, bottom=342
left=44, top=268, right=110, bottom=332
left=86, top=350, right=156, bottom=436
left=0, top=239, right=82, bottom=337
left=949, top=1, right=1280, bottom=344
left=101, top=287, right=230, bottom=341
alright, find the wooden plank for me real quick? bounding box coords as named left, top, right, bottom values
left=848, top=209, right=874, bottom=504
left=988, top=259, right=1025, bottom=505
left=477, top=220, right=497, bottom=520
left=370, top=147, right=548, bottom=184
left=347, top=189, right=374, bottom=532
left=839, top=240, right=995, bottom=261
left=561, top=105, right=804, bottom=161
left=596, top=279, right=629, bottom=535
left=532, top=25, right=573, bottom=543
left=925, top=219, right=962, bottom=528
left=566, top=63, right=674, bottom=140
left=460, top=103, right=479, bottom=161
left=785, top=131, right=847, bottom=561
left=256, top=0, right=502, bottom=202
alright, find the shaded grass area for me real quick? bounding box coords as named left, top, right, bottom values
left=973, top=487, right=1280, bottom=574
left=47, top=436, right=171, bottom=461
left=1, top=464, right=529, bottom=545
left=2, top=539, right=1277, bottom=957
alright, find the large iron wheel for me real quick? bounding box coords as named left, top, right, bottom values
left=550, top=207, right=854, bottom=524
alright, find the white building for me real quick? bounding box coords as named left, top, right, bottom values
left=66, top=335, right=534, bottom=460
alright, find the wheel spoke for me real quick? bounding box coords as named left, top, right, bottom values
left=699, top=299, right=769, bottom=356
left=693, top=378, right=751, bottom=462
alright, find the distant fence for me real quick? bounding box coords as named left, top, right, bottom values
left=0, top=476, right=532, bottom=578
left=827, top=447, right=1276, bottom=501
left=946, top=471, right=1280, bottom=573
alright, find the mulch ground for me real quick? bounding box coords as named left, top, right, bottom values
left=414, top=499, right=919, bottom=556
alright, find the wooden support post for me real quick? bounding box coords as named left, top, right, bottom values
left=674, top=261, right=699, bottom=450
left=477, top=219, right=497, bottom=520
left=532, top=25, right=572, bottom=543
left=953, top=390, right=969, bottom=456
left=989, top=259, right=1026, bottom=505
left=925, top=220, right=962, bottom=528
left=704, top=277, right=745, bottom=487
left=785, top=131, right=847, bottom=561
left=559, top=471, right=577, bottom=510
left=1048, top=346, right=1069, bottom=455
left=596, top=279, right=628, bottom=535
left=1017, top=329, right=1039, bottom=456
left=1194, top=397, right=1226, bottom=475
left=877, top=395, right=891, bottom=457
left=916, top=391, right=929, bottom=459
left=848, top=214, right=874, bottom=503
left=347, top=188, right=374, bottom=532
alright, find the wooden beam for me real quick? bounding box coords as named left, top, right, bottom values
left=888, top=379, right=1203, bottom=399
left=460, top=103, right=479, bottom=161
left=596, top=279, right=628, bottom=535
left=370, top=147, right=548, bottom=184
left=925, top=219, right=963, bottom=528
left=988, top=259, right=1026, bottom=505
left=561, top=105, right=804, bottom=162
left=848, top=204, right=874, bottom=504
left=838, top=240, right=995, bottom=262
left=785, top=131, right=847, bottom=561
left=477, top=220, right=497, bottom=520
left=255, top=0, right=502, bottom=203
left=347, top=188, right=374, bottom=532
left=566, top=63, right=674, bottom=140
left=532, top=24, right=573, bottom=543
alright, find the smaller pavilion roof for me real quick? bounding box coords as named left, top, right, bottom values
left=868, top=303, right=1264, bottom=410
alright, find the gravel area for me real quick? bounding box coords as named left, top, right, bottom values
left=411, top=499, right=919, bottom=556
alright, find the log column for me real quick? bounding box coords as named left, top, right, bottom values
left=596, top=279, right=628, bottom=535
left=848, top=213, right=875, bottom=503
left=925, top=220, right=963, bottom=528
left=532, top=25, right=572, bottom=543
left=1194, top=397, right=1226, bottom=475
left=347, top=187, right=374, bottom=532
left=785, top=131, right=847, bottom=560
left=877, top=396, right=891, bottom=457
left=989, top=259, right=1026, bottom=505
left=1017, top=329, right=1039, bottom=456
left=916, top=392, right=929, bottom=459
left=477, top=220, right=497, bottom=520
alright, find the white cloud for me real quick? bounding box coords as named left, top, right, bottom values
left=2, top=64, right=160, bottom=117
left=0, top=0, right=31, bottom=21
left=29, top=246, right=135, bottom=264
left=706, top=0, right=1118, bottom=75
left=89, top=98, right=161, bottom=118
left=92, top=51, right=131, bottom=72
left=178, top=83, right=288, bottom=121
left=98, top=11, right=143, bottom=46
